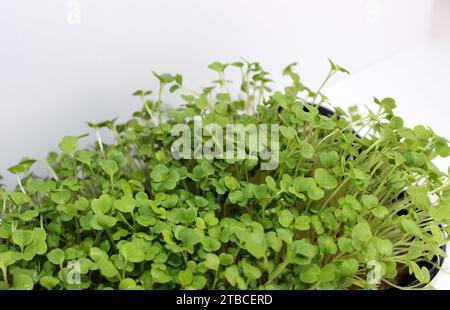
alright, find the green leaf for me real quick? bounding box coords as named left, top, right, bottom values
left=319, top=151, right=339, bottom=168
left=178, top=269, right=193, bottom=287
left=204, top=212, right=219, bottom=226
left=278, top=210, right=293, bottom=228
left=242, top=261, right=262, bottom=281
left=361, top=194, right=378, bottom=209
left=300, top=143, right=314, bottom=159
left=219, top=253, right=234, bottom=266
left=152, top=72, right=176, bottom=84
left=338, top=258, right=359, bottom=276
left=120, top=241, right=146, bottom=263
left=8, top=158, right=36, bottom=175
left=280, top=126, right=296, bottom=140
left=150, top=164, right=169, bottom=182
left=108, top=150, right=127, bottom=167
left=314, top=168, right=337, bottom=190
left=177, top=227, right=203, bottom=248
left=91, top=213, right=117, bottom=230
left=228, top=190, right=244, bottom=204
left=328, top=58, right=350, bottom=74
left=265, top=176, right=277, bottom=190
left=151, top=268, right=172, bottom=284
left=90, top=247, right=109, bottom=262
left=51, top=189, right=71, bottom=205
left=407, top=186, right=430, bottom=209
left=317, top=235, right=337, bottom=255
left=189, top=275, right=207, bottom=289
left=76, top=150, right=94, bottom=166
left=266, top=232, right=282, bottom=252
left=92, top=194, right=113, bottom=214
left=204, top=253, right=220, bottom=270
left=11, top=273, right=34, bottom=290
left=430, top=203, right=450, bottom=221
left=9, top=192, right=31, bottom=206
left=371, top=206, right=388, bottom=219
left=400, top=218, right=422, bottom=236
left=307, top=186, right=325, bottom=200
left=177, top=207, right=197, bottom=224
left=253, top=184, right=270, bottom=200
left=47, top=248, right=65, bottom=265
left=39, top=276, right=60, bottom=290
left=300, top=264, right=320, bottom=284
left=277, top=228, right=294, bottom=244
left=273, top=92, right=289, bottom=109
left=12, top=229, right=34, bottom=250
left=99, top=159, right=119, bottom=178
left=410, top=261, right=430, bottom=283
left=18, top=210, right=39, bottom=222
left=119, top=278, right=140, bottom=290
left=194, top=94, right=208, bottom=109
left=352, top=222, right=372, bottom=242
left=337, top=237, right=353, bottom=253
left=404, top=152, right=427, bottom=168
left=294, top=215, right=311, bottom=231
left=208, top=61, right=226, bottom=73
left=376, top=239, right=393, bottom=256
left=0, top=251, right=18, bottom=270
left=201, top=236, right=221, bottom=252
left=224, top=266, right=240, bottom=287
left=114, top=197, right=137, bottom=213
left=224, top=176, right=239, bottom=191
left=245, top=231, right=267, bottom=259
left=97, top=258, right=119, bottom=278
left=59, top=136, right=80, bottom=154
left=289, top=239, right=318, bottom=265
left=163, top=171, right=180, bottom=190
left=74, top=197, right=89, bottom=211
left=319, top=263, right=336, bottom=282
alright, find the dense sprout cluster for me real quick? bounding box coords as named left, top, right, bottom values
left=0, top=61, right=449, bottom=290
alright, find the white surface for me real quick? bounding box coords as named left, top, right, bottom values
left=1, top=0, right=449, bottom=289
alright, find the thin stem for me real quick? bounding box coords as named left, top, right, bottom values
left=321, top=178, right=350, bottom=210
left=430, top=181, right=450, bottom=194
left=122, top=258, right=128, bottom=280
left=1, top=267, right=8, bottom=286
left=16, top=174, right=26, bottom=194
left=39, top=160, right=59, bottom=181
left=143, top=101, right=158, bottom=126
left=179, top=86, right=200, bottom=96
left=95, top=128, right=106, bottom=158
left=1, top=198, right=6, bottom=218
left=158, top=83, right=164, bottom=103
left=312, top=69, right=335, bottom=105
left=266, top=259, right=290, bottom=284
left=212, top=269, right=219, bottom=289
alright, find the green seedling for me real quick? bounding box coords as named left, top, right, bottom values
left=0, top=60, right=449, bottom=290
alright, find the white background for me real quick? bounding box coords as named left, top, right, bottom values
left=1, top=0, right=449, bottom=289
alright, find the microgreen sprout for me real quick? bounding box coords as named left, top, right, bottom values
left=0, top=60, right=449, bottom=290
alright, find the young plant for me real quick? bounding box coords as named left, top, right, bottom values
left=0, top=61, right=449, bottom=290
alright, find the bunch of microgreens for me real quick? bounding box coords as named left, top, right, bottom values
left=0, top=60, right=449, bottom=290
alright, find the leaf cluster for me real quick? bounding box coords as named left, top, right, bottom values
left=0, top=60, right=449, bottom=290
